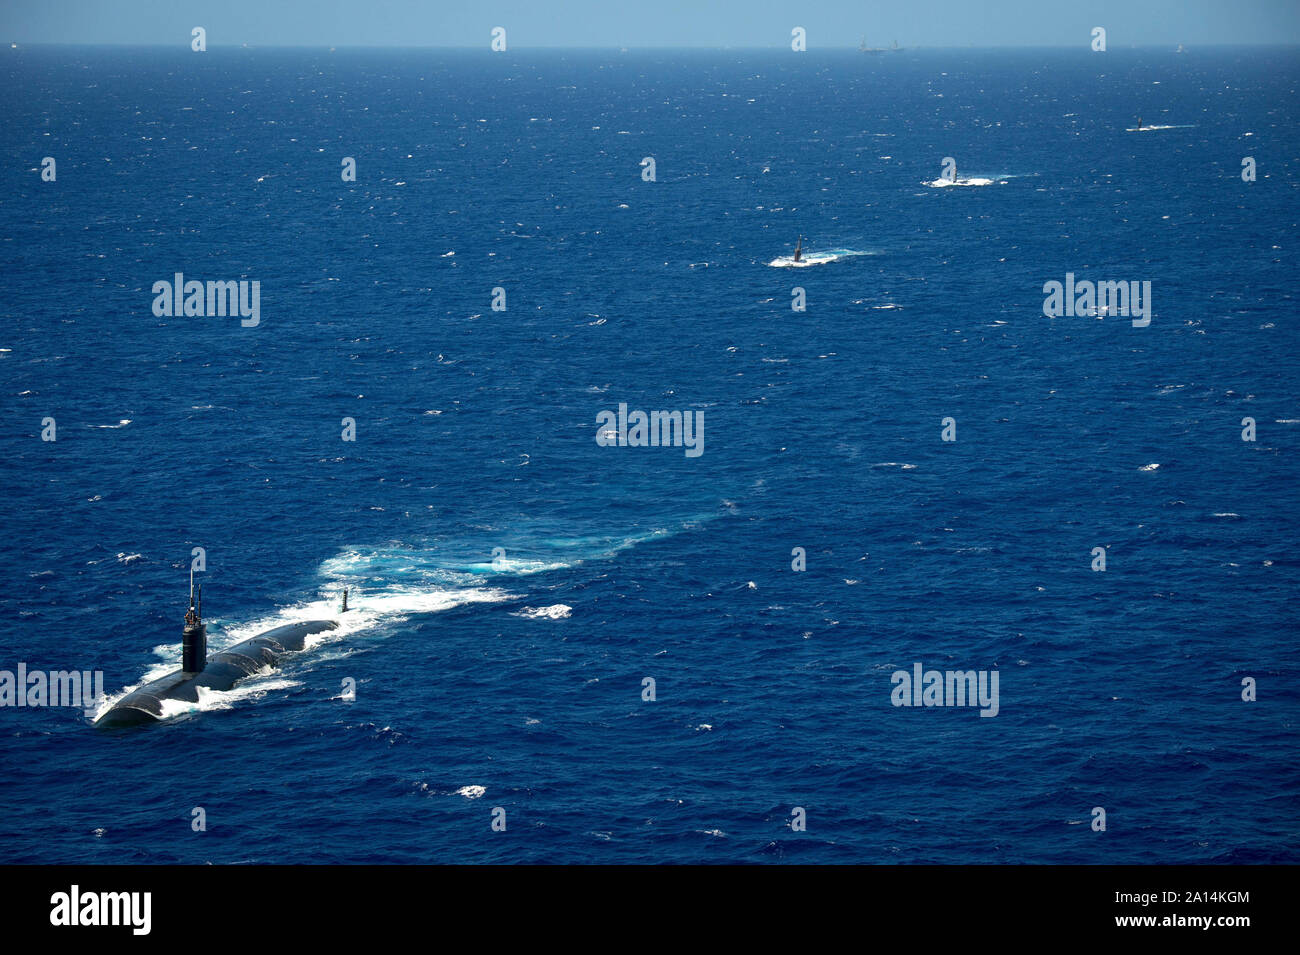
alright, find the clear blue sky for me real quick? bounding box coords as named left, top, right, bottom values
left=3, top=0, right=1298, bottom=48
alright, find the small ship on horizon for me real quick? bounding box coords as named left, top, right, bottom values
left=860, top=38, right=903, bottom=54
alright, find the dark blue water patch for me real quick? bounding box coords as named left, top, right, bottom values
left=0, top=46, right=1296, bottom=863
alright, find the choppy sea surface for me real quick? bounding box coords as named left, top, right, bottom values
left=0, top=46, right=1296, bottom=863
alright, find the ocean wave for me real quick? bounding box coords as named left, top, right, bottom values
left=514, top=604, right=572, bottom=620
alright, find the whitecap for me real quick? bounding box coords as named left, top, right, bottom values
left=514, top=604, right=572, bottom=620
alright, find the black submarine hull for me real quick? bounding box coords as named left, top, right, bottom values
left=95, top=620, right=339, bottom=727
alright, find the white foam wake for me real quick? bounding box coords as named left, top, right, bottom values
left=95, top=586, right=509, bottom=722
left=156, top=677, right=303, bottom=720
left=767, top=249, right=877, bottom=268
left=99, top=520, right=716, bottom=722
left=319, top=527, right=685, bottom=581
left=925, top=176, right=995, bottom=188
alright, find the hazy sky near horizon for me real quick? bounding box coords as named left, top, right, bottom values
left=2, top=0, right=1298, bottom=48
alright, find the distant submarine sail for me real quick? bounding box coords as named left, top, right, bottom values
left=793, top=235, right=802, bottom=262
left=94, top=575, right=346, bottom=727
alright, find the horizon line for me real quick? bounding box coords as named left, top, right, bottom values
left=6, top=41, right=1299, bottom=51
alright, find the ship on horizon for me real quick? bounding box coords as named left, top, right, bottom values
left=860, top=37, right=903, bottom=53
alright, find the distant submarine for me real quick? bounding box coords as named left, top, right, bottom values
left=95, top=576, right=347, bottom=727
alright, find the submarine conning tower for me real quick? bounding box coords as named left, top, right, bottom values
left=182, top=574, right=206, bottom=674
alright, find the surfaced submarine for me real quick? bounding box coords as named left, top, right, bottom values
left=95, top=576, right=347, bottom=727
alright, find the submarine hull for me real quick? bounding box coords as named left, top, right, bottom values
left=95, top=620, right=339, bottom=727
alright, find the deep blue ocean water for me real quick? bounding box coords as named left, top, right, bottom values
left=0, top=46, right=1297, bottom=864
